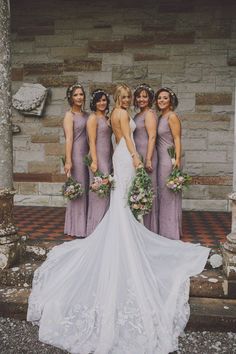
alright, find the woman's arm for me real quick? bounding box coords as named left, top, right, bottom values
left=168, top=112, right=182, bottom=169
left=63, top=111, right=74, bottom=177
left=119, top=110, right=142, bottom=168
left=144, top=110, right=157, bottom=172
left=87, top=114, right=98, bottom=173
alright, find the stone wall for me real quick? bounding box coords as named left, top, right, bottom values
left=10, top=0, right=236, bottom=210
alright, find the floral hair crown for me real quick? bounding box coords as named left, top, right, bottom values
left=161, top=87, right=176, bottom=97
left=133, top=84, right=154, bottom=98
left=66, top=83, right=83, bottom=100
left=90, top=89, right=109, bottom=103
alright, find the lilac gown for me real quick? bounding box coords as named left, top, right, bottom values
left=157, top=113, right=182, bottom=240
left=133, top=110, right=158, bottom=233
left=64, top=111, right=89, bottom=237
left=86, top=116, right=112, bottom=235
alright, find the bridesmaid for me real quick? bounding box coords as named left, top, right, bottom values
left=155, top=87, right=182, bottom=240
left=86, top=89, right=112, bottom=235
left=133, top=83, right=158, bottom=233
left=63, top=83, right=89, bottom=237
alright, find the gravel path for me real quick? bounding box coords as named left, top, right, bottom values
left=0, top=317, right=235, bottom=354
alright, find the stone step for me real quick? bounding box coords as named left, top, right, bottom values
left=1, top=264, right=235, bottom=298
left=1, top=264, right=235, bottom=300
left=0, top=262, right=40, bottom=288
left=190, top=269, right=236, bottom=299
left=0, top=286, right=236, bottom=332
left=187, top=297, right=236, bottom=332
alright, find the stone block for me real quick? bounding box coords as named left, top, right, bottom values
left=44, top=104, right=63, bottom=117
left=28, top=161, right=60, bottom=174
left=51, top=46, right=88, bottom=59
left=13, top=53, right=57, bottom=65
left=11, top=68, right=23, bottom=81
left=64, top=59, right=102, bottom=72
left=208, top=131, right=234, bottom=145
left=31, top=134, right=59, bottom=143
left=50, top=195, right=67, bottom=207
left=18, top=182, right=38, bottom=195
left=124, top=35, right=155, bottom=48
left=42, top=117, right=63, bottom=127
left=45, top=143, right=65, bottom=156
left=14, top=194, right=50, bottom=206
left=182, top=138, right=207, bottom=150
left=13, top=135, right=30, bottom=151
left=134, top=53, right=168, bottom=61
left=77, top=71, right=112, bottom=83
left=88, top=40, right=124, bottom=53
left=184, top=163, right=204, bottom=176
left=17, top=24, right=54, bottom=36
left=183, top=199, right=228, bottom=211
left=208, top=186, right=232, bottom=199
left=148, top=61, right=185, bottom=76
left=112, top=65, right=148, bottom=81
left=74, top=28, right=112, bottom=40
left=228, top=57, right=236, bottom=66
left=159, top=2, right=194, bottom=13
left=183, top=185, right=209, bottom=200
left=196, top=93, right=232, bottom=106
left=202, top=163, right=233, bottom=176
left=102, top=53, right=133, bottom=66
left=186, top=151, right=227, bottom=163
left=23, top=63, right=64, bottom=76
left=155, top=31, right=195, bottom=44
left=35, top=34, right=73, bottom=47
left=12, top=41, right=34, bottom=54
left=89, top=82, right=117, bottom=95
left=15, top=149, right=44, bottom=163
left=39, top=75, right=77, bottom=87
left=186, top=129, right=214, bottom=139
left=38, top=182, right=63, bottom=196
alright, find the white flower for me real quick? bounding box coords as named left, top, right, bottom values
left=209, top=254, right=223, bottom=268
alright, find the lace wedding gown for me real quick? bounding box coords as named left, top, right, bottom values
left=27, top=121, right=210, bottom=354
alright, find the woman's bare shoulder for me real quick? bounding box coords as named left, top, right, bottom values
left=63, top=110, right=73, bottom=123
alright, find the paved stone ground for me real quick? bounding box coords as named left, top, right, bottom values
left=0, top=317, right=235, bottom=354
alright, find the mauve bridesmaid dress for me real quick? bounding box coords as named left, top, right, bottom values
left=86, top=116, right=112, bottom=235
left=64, top=111, right=89, bottom=237
left=157, top=113, right=182, bottom=240
left=133, top=110, right=158, bottom=233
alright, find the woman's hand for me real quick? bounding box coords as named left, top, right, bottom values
left=133, top=155, right=143, bottom=169
left=64, top=161, right=72, bottom=177
left=145, top=159, right=153, bottom=173
left=90, top=161, right=98, bottom=173
left=173, top=158, right=181, bottom=170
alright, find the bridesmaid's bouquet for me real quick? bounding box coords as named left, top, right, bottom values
left=62, top=177, right=84, bottom=200
left=128, top=167, right=154, bottom=221
left=166, top=146, right=191, bottom=193
left=84, top=155, right=115, bottom=198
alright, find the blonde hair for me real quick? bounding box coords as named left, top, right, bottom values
left=113, top=84, right=132, bottom=108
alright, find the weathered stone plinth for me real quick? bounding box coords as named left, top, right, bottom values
left=0, top=189, right=23, bottom=269
left=223, top=193, right=236, bottom=280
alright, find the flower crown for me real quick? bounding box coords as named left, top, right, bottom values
left=161, top=87, right=176, bottom=97
left=66, top=83, right=83, bottom=100
left=90, top=89, right=109, bottom=104
left=133, top=84, right=154, bottom=98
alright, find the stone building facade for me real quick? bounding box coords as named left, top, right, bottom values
left=10, top=0, right=236, bottom=210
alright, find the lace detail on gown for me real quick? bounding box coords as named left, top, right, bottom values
left=27, top=120, right=209, bottom=354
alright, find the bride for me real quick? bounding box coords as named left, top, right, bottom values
left=27, top=83, right=210, bottom=354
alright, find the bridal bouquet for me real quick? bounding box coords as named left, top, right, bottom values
left=84, top=155, right=115, bottom=198
left=128, top=167, right=154, bottom=221
left=166, top=146, right=191, bottom=193
left=62, top=177, right=84, bottom=200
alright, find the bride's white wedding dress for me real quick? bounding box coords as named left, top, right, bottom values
left=27, top=121, right=210, bottom=354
